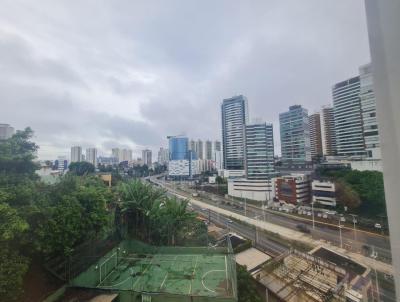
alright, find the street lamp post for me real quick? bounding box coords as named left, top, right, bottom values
left=339, top=218, right=343, bottom=249
left=350, top=214, right=358, bottom=241
left=311, top=201, right=315, bottom=230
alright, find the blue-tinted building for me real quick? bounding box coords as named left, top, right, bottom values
left=168, top=135, right=189, bottom=160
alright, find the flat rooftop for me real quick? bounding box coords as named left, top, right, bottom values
left=70, top=240, right=237, bottom=301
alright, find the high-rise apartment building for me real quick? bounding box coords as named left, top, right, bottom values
left=111, top=148, right=132, bottom=163
left=320, top=106, right=337, bottom=156
left=333, top=76, right=365, bottom=157
left=71, top=146, right=82, bottom=163
left=169, top=135, right=189, bottom=160
left=205, top=140, right=212, bottom=160
left=279, top=105, right=311, bottom=163
left=221, top=95, right=249, bottom=170
left=309, top=113, right=323, bottom=160
left=86, top=148, right=97, bottom=167
left=142, top=149, right=152, bottom=166
left=0, top=123, right=14, bottom=140
left=157, top=147, right=169, bottom=165
left=244, top=122, right=275, bottom=180
left=195, top=140, right=204, bottom=160
left=214, top=140, right=221, bottom=152
left=189, top=140, right=196, bottom=155
left=359, top=63, right=381, bottom=159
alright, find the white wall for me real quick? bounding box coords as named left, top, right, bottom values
left=365, top=0, right=400, bottom=296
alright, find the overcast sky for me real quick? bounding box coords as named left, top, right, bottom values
left=0, top=0, right=370, bottom=160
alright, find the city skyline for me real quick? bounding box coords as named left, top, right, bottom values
left=0, top=1, right=370, bottom=159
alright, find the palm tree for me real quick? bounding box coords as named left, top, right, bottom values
left=162, top=197, right=196, bottom=245
left=118, top=180, right=165, bottom=240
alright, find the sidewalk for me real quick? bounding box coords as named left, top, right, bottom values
left=172, top=189, right=394, bottom=275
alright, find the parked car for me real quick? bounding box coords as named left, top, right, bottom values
left=374, top=223, right=382, bottom=229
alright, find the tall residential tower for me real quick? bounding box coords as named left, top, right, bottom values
left=244, top=122, right=275, bottom=180
left=309, top=113, right=323, bottom=160
left=279, top=105, right=311, bottom=163
left=320, top=106, right=337, bottom=156
left=221, top=95, right=249, bottom=170
left=332, top=76, right=365, bottom=157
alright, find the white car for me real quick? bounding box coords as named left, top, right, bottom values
left=322, top=214, right=328, bottom=219
left=317, top=213, right=322, bottom=218
left=307, top=211, right=312, bottom=216
left=374, top=223, right=382, bottom=229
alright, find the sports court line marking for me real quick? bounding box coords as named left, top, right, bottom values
left=98, top=252, right=118, bottom=287
left=201, top=269, right=225, bottom=293
left=131, top=256, right=155, bottom=291
left=188, top=255, right=199, bottom=295
left=99, top=268, right=134, bottom=289
left=160, top=272, right=168, bottom=289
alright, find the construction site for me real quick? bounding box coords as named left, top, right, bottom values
left=253, top=246, right=373, bottom=302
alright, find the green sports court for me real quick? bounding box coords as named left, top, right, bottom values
left=70, top=240, right=237, bottom=302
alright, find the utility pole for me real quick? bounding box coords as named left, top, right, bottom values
left=339, top=218, right=343, bottom=249
left=311, top=201, right=315, bottom=229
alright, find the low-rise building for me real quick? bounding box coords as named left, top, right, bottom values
left=228, top=178, right=275, bottom=202
left=274, top=174, right=311, bottom=204
left=312, top=180, right=337, bottom=207
left=168, top=159, right=198, bottom=179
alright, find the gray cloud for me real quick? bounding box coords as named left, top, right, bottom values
left=0, top=0, right=370, bottom=159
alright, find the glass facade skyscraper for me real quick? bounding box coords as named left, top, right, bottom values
left=168, top=135, right=189, bottom=160
left=221, top=95, right=249, bottom=170
left=244, top=122, right=275, bottom=180
left=332, top=76, right=365, bottom=157
left=279, top=105, right=311, bottom=163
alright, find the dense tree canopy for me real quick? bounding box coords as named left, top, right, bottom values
left=68, top=161, right=95, bottom=176
left=319, top=168, right=387, bottom=216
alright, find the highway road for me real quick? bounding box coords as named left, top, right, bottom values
left=154, top=177, right=392, bottom=263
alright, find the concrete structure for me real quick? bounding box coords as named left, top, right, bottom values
left=196, top=159, right=214, bottom=173
left=321, top=106, right=337, bottom=156
left=214, top=140, right=221, bottom=152
left=219, top=169, right=246, bottom=179
left=274, top=174, right=310, bottom=204
left=205, top=140, right=212, bottom=160
left=228, top=178, right=275, bottom=202
left=189, top=139, right=196, bottom=156
left=56, top=156, right=68, bottom=173
left=279, top=105, right=311, bottom=164
left=85, top=148, right=97, bottom=167
left=244, top=122, right=275, bottom=180
left=168, top=158, right=198, bottom=179
left=365, top=1, right=400, bottom=296
left=312, top=180, right=336, bottom=207
left=214, top=150, right=223, bottom=171
left=157, top=147, right=169, bottom=165
left=309, top=113, right=323, bottom=160
left=70, top=146, right=82, bottom=163
left=333, top=76, right=365, bottom=157
left=169, top=135, right=189, bottom=160
left=256, top=247, right=372, bottom=302
left=98, top=156, right=118, bottom=166
left=0, top=123, right=14, bottom=140
left=221, top=95, right=249, bottom=170
left=195, top=139, right=204, bottom=160
left=142, top=149, right=152, bottom=167
left=359, top=63, right=381, bottom=160
left=112, top=148, right=133, bottom=163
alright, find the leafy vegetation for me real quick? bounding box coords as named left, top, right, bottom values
left=237, top=265, right=262, bottom=302
left=68, top=161, right=95, bottom=176
left=117, top=180, right=207, bottom=246
left=0, top=128, right=207, bottom=300
left=319, top=168, right=386, bottom=216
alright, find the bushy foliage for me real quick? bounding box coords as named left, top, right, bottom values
left=319, top=168, right=386, bottom=216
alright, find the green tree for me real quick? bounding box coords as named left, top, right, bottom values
left=335, top=180, right=361, bottom=209
left=68, top=161, right=95, bottom=176
left=0, top=203, right=30, bottom=301
left=237, top=265, right=262, bottom=302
